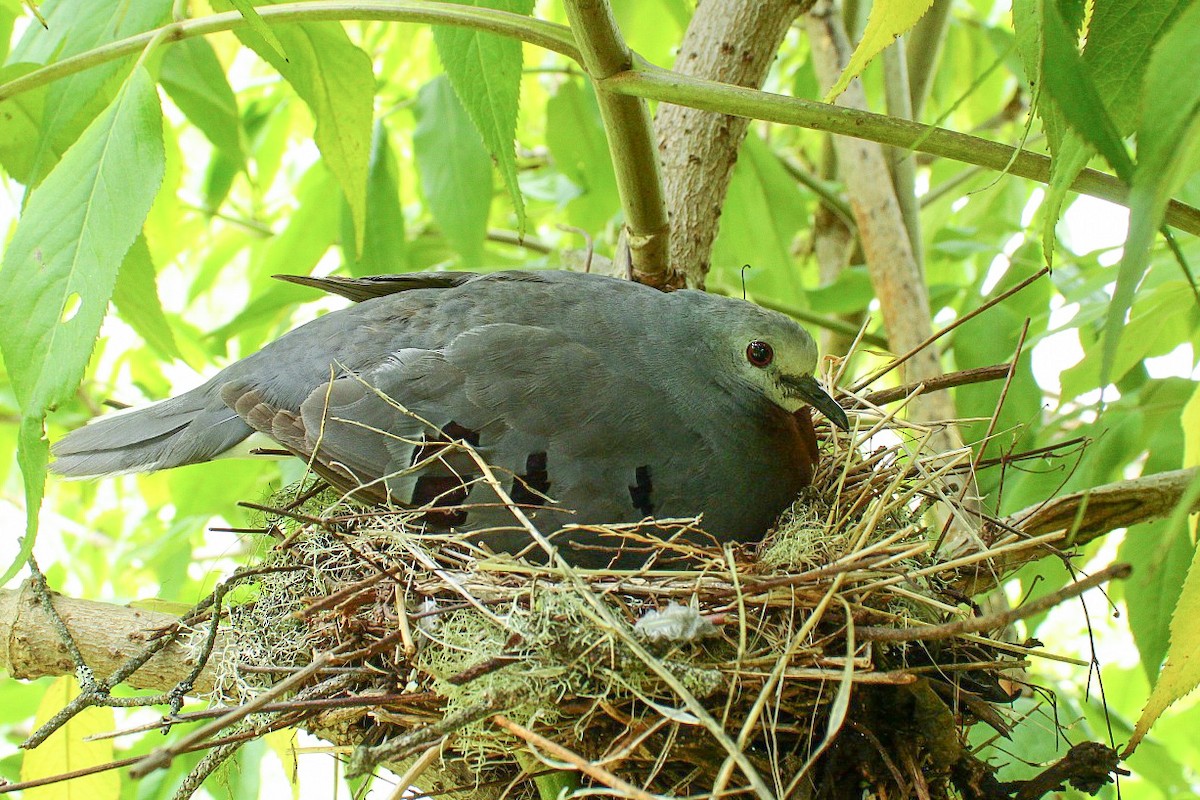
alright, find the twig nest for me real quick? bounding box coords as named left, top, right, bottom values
left=198, top=409, right=1085, bottom=799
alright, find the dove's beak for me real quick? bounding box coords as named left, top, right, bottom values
left=783, top=374, right=849, bottom=431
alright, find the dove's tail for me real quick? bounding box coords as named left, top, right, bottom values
left=51, top=382, right=255, bottom=478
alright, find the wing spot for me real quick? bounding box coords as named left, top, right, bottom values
left=408, top=420, right=481, bottom=527
left=629, top=465, right=654, bottom=517
left=510, top=451, right=551, bottom=506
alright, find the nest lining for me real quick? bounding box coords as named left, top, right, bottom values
left=187, top=404, right=1067, bottom=799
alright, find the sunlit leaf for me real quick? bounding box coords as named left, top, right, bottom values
left=1103, top=2, right=1200, bottom=386
left=227, top=0, right=287, bottom=62
left=432, top=0, right=532, bottom=229
left=112, top=235, right=180, bottom=361
left=342, top=120, right=407, bottom=277
left=20, top=677, right=118, bottom=799
left=0, top=66, right=164, bottom=581
left=159, top=36, right=244, bottom=164
left=823, top=0, right=936, bottom=102
left=226, top=9, right=375, bottom=251
left=413, top=76, right=492, bottom=269
left=10, top=0, right=171, bottom=188
left=1128, top=467, right=1200, bottom=753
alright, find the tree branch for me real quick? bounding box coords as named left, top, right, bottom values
left=803, top=0, right=951, bottom=427
left=654, top=0, right=811, bottom=288
left=602, top=71, right=1200, bottom=236
left=1004, top=467, right=1200, bottom=548
left=0, top=582, right=229, bottom=696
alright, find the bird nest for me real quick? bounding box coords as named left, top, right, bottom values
left=162, top=385, right=1120, bottom=800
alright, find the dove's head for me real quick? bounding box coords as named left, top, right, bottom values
left=691, top=294, right=849, bottom=430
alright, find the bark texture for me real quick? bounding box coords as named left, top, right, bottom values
left=0, top=582, right=228, bottom=696
left=656, top=0, right=811, bottom=288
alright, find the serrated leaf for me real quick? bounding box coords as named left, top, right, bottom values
left=11, top=0, right=172, bottom=188
left=1084, top=0, right=1188, bottom=137
left=112, top=235, right=180, bottom=361
left=0, top=66, right=164, bottom=580
left=1040, top=0, right=1134, bottom=182
left=225, top=7, right=374, bottom=251
left=159, top=36, right=244, bottom=163
left=432, top=0, right=532, bottom=230
left=0, top=66, right=165, bottom=411
left=227, top=0, right=287, bottom=62
left=822, top=0, right=936, bottom=102
left=342, top=120, right=407, bottom=276
left=1040, top=130, right=1093, bottom=267
left=1122, top=519, right=1195, bottom=684
left=413, top=76, right=492, bottom=269
left=20, top=677, right=118, bottom=799
left=1102, top=2, right=1200, bottom=387
left=1128, top=468, right=1200, bottom=753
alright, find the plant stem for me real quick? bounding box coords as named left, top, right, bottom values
left=560, top=0, right=670, bottom=287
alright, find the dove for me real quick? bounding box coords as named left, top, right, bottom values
left=53, top=270, right=847, bottom=566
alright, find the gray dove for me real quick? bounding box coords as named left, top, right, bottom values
left=52, top=270, right=848, bottom=567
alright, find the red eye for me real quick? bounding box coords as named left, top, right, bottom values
left=746, top=340, right=773, bottom=367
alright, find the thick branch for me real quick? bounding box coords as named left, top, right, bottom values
left=1004, top=467, right=1200, bottom=548
left=654, top=0, right=810, bottom=288
left=0, top=583, right=229, bottom=696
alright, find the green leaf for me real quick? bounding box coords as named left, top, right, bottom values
left=226, top=8, right=375, bottom=251
left=432, top=0, right=532, bottom=230
left=1103, top=2, right=1200, bottom=386
left=1128, top=470, right=1200, bottom=753
left=159, top=36, right=244, bottom=164
left=0, top=66, right=165, bottom=411
left=112, top=235, right=181, bottom=361
left=413, top=76, right=493, bottom=269
left=1122, top=519, right=1196, bottom=684
left=227, top=0, right=288, bottom=62
left=1039, top=130, right=1092, bottom=267
left=20, top=677, right=118, bottom=798
left=1084, top=0, right=1189, bottom=137
left=342, top=119, right=407, bottom=277
left=0, top=67, right=164, bottom=576
left=823, top=0, right=936, bottom=102
left=11, top=0, right=172, bottom=188
left=0, top=2, right=15, bottom=64
left=545, top=78, right=619, bottom=233
left=1039, top=0, right=1134, bottom=182
left=211, top=164, right=341, bottom=345
left=710, top=135, right=808, bottom=284
left=0, top=63, right=47, bottom=184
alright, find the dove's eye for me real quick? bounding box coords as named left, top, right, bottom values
left=746, top=341, right=774, bottom=367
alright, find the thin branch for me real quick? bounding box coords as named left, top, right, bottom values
left=493, top=714, right=659, bottom=800
left=603, top=69, right=1200, bottom=236
left=859, top=563, right=1131, bottom=643
left=860, top=364, right=1011, bottom=406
